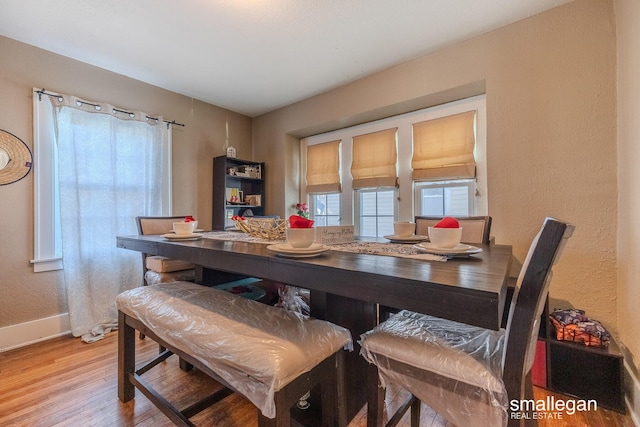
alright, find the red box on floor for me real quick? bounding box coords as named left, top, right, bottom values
left=531, top=339, right=547, bottom=387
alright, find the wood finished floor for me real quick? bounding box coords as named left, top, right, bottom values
left=0, top=333, right=633, bottom=427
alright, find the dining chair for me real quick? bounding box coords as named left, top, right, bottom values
left=414, top=215, right=492, bottom=244
left=360, top=217, right=574, bottom=427
left=136, top=216, right=196, bottom=286
left=379, top=215, right=494, bottom=322
left=136, top=215, right=272, bottom=302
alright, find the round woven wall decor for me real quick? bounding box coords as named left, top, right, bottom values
left=0, top=129, right=33, bottom=185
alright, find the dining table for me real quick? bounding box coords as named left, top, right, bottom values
left=116, top=231, right=513, bottom=424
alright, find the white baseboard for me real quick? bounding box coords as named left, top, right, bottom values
left=625, top=360, right=640, bottom=427
left=0, top=313, right=71, bottom=352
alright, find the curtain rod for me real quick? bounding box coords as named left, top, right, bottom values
left=35, top=89, right=185, bottom=128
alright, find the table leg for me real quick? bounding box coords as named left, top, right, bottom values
left=310, top=290, right=378, bottom=422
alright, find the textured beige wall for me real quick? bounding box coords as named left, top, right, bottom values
left=254, top=0, right=620, bottom=338
left=0, top=36, right=252, bottom=327
left=615, top=0, right=640, bottom=372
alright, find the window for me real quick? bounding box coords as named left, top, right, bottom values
left=311, top=193, right=341, bottom=226
left=356, top=189, right=396, bottom=237
left=304, top=140, right=342, bottom=226
left=301, top=95, right=487, bottom=236
left=415, top=179, right=474, bottom=217
left=350, top=127, right=398, bottom=236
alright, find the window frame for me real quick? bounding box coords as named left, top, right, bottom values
left=309, top=193, right=342, bottom=226
left=414, top=179, right=475, bottom=217
left=354, top=187, right=398, bottom=237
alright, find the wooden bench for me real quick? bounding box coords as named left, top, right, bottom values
left=116, top=281, right=352, bottom=427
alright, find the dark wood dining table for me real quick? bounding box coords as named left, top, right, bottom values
left=116, top=233, right=513, bottom=423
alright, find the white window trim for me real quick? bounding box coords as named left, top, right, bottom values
left=32, top=93, right=63, bottom=272
left=301, top=95, right=487, bottom=227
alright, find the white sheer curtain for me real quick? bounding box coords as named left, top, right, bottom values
left=47, top=95, right=171, bottom=339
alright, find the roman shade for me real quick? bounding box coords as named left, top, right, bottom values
left=412, top=111, right=476, bottom=180
left=306, top=140, right=341, bottom=193
left=351, top=128, right=398, bottom=189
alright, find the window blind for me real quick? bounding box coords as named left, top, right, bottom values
left=411, top=111, right=476, bottom=180
left=351, top=128, right=397, bottom=189
left=306, top=140, right=341, bottom=193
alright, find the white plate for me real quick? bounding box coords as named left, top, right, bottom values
left=171, top=228, right=204, bottom=233
left=161, top=233, right=203, bottom=241
left=267, top=243, right=330, bottom=257
left=413, top=242, right=482, bottom=257
left=383, top=234, right=429, bottom=243
left=274, top=243, right=325, bottom=253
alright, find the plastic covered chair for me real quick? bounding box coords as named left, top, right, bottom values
left=415, top=215, right=492, bottom=244
left=360, top=217, right=574, bottom=427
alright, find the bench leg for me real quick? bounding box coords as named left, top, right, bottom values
left=118, top=310, right=135, bottom=402
left=335, top=351, right=348, bottom=427
left=367, top=362, right=384, bottom=427
left=320, top=352, right=346, bottom=427
left=410, top=396, right=421, bottom=427
left=179, top=358, right=194, bottom=371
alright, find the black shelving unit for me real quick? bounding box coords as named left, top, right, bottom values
left=504, top=282, right=625, bottom=413
left=212, top=155, right=265, bottom=231
left=540, top=301, right=626, bottom=413
left=536, top=299, right=625, bottom=413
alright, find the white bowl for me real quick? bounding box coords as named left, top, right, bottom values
left=286, top=227, right=315, bottom=248
left=428, top=227, right=462, bottom=249
left=173, top=221, right=196, bottom=235
left=393, top=221, right=415, bottom=237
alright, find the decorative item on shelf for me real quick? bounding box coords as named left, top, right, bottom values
left=232, top=216, right=286, bottom=240
left=237, top=207, right=254, bottom=217
left=293, top=202, right=309, bottom=219
left=549, top=308, right=611, bottom=348
left=245, top=194, right=261, bottom=206
left=235, top=165, right=260, bottom=178
left=226, top=187, right=247, bottom=204
left=223, top=119, right=236, bottom=158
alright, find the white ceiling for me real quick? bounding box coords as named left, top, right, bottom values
left=0, top=0, right=572, bottom=117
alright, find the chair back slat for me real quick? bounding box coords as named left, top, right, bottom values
left=502, top=218, right=574, bottom=405
left=415, top=215, right=492, bottom=244
left=136, top=216, right=188, bottom=236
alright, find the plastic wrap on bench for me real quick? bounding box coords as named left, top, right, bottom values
left=116, top=282, right=352, bottom=418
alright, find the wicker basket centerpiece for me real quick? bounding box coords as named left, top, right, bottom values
left=232, top=216, right=287, bottom=240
